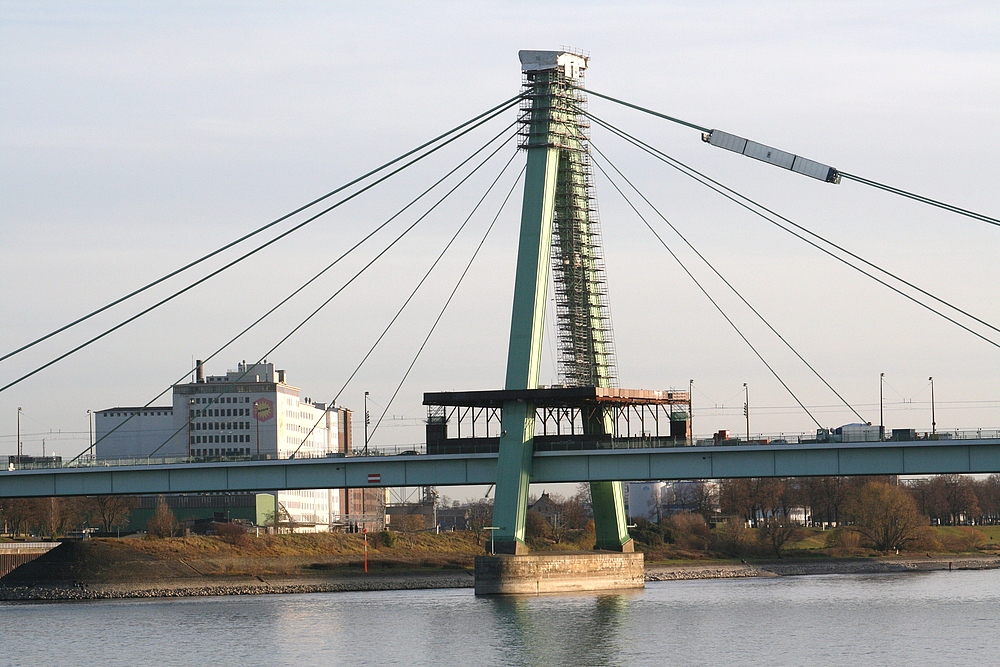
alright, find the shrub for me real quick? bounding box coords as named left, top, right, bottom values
left=711, top=518, right=750, bottom=556
left=216, top=521, right=248, bottom=546
left=379, top=530, right=398, bottom=548
left=667, top=512, right=711, bottom=551
left=825, top=527, right=861, bottom=553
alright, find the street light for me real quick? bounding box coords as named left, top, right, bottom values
left=743, top=383, right=750, bottom=442
left=16, top=407, right=22, bottom=467
left=879, top=373, right=885, bottom=441
left=364, top=391, right=370, bottom=456
left=87, top=409, right=94, bottom=460
left=688, top=379, right=694, bottom=445
left=929, top=376, right=936, bottom=436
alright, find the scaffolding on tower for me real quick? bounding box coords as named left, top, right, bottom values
left=517, top=50, right=618, bottom=389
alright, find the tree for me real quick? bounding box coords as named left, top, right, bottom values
left=90, top=495, right=136, bottom=532
left=465, top=499, right=493, bottom=545
left=146, top=497, right=180, bottom=538
left=29, top=497, right=79, bottom=538
left=525, top=510, right=552, bottom=541
left=846, top=482, right=925, bottom=551
left=973, top=474, right=1000, bottom=524
left=0, top=498, right=34, bottom=536
left=759, top=515, right=801, bottom=558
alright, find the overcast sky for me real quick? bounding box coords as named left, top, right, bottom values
left=2, top=1, right=999, bottom=481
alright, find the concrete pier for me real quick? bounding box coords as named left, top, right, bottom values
left=474, top=551, right=644, bottom=595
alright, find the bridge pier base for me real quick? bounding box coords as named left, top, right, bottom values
left=474, top=551, right=644, bottom=595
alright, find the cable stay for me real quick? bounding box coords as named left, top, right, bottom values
left=589, top=153, right=824, bottom=431
left=142, top=139, right=520, bottom=459
left=583, top=110, right=1000, bottom=353
left=583, top=88, right=999, bottom=227
left=2, top=112, right=524, bottom=396
left=289, top=160, right=526, bottom=458
left=0, top=94, right=524, bottom=365
left=837, top=171, right=1000, bottom=228
left=368, top=159, right=522, bottom=443
left=590, top=144, right=867, bottom=424
left=71, top=131, right=520, bottom=463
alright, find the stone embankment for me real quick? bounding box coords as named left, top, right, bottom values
left=0, top=571, right=475, bottom=601
left=645, top=557, right=1000, bottom=582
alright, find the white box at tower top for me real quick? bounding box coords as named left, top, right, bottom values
left=518, top=50, right=587, bottom=78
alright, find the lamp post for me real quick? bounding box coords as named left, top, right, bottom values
left=929, top=376, right=936, bottom=435
left=364, top=391, right=370, bottom=456
left=743, top=383, right=750, bottom=442
left=88, top=409, right=94, bottom=460
left=16, top=407, right=22, bottom=467
left=879, top=373, right=885, bottom=441
left=688, top=379, right=694, bottom=445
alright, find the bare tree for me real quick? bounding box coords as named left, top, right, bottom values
left=759, top=515, right=801, bottom=558
left=0, top=498, right=34, bottom=536
left=146, top=497, right=180, bottom=538
left=846, top=482, right=924, bottom=552
left=90, top=495, right=136, bottom=533
left=465, top=499, right=493, bottom=545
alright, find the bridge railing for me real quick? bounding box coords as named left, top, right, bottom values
left=5, top=428, right=1000, bottom=471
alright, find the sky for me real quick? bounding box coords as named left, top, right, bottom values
left=2, top=2, right=999, bottom=497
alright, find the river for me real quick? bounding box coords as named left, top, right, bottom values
left=2, top=570, right=998, bottom=666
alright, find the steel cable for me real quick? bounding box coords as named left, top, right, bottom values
left=585, top=111, right=1000, bottom=352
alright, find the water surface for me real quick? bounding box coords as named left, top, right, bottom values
left=2, top=570, right=998, bottom=666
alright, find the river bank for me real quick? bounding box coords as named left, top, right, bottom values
left=644, top=556, right=1000, bottom=581
left=2, top=539, right=997, bottom=601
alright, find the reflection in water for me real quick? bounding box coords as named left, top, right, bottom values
left=485, top=592, right=634, bottom=667
left=2, top=571, right=999, bottom=666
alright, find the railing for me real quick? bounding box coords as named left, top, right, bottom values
left=4, top=428, right=1000, bottom=471
left=0, top=542, right=60, bottom=550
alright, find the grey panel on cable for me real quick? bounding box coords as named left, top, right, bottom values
left=703, top=129, right=841, bottom=184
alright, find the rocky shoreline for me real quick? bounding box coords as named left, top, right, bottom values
left=0, top=570, right=476, bottom=601
left=644, top=556, right=1000, bottom=582
left=3, top=556, right=998, bottom=602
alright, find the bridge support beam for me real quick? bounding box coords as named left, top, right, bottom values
left=491, top=140, right=558, bottom=554
left=492, top=50, right=632, bottom=554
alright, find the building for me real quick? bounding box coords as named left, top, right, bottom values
left=95, top=360, right=360, bottom=531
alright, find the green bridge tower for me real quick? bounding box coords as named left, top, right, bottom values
left=492, top=50, right=632, bottom=554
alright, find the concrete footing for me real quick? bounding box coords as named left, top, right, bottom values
left=474, top=551, right=644, bottom=595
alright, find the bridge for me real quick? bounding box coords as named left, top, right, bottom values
left=3, top=436, right=999, bottom=499
left=3, top=49, right=999, bottom=559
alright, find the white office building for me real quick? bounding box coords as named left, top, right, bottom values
left=96, top=360, right=353, bottom=531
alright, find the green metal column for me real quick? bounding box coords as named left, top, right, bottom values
left=492, top=50, right=632, bottom=554
left=491, top=144, right=559, bottom=554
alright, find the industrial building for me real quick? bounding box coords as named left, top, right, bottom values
left=94, top=360, right=382, bottom=531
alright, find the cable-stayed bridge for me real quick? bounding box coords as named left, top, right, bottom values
left=2, top=50, right=999, bottom=552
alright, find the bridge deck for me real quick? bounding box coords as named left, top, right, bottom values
left=2, top=439, right=999, bottom=498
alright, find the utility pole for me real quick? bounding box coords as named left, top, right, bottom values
left=88, top=409, right=94, bottom=460
left=879, top=373, right=885, bottom=441
left=743, top=383, right=750, bottom=442
left=929, top=376, right=936, bottom=435
left=688, top=379, right=694, bottom=445
left=364, top=391, right=370, bottom=456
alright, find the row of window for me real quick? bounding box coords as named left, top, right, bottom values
left=192, top=396, right=252, bottom=405
left=193, top=447, right=250, bottom=456
left=102, top=411, right=172, bottom=418
left=191, top=407, right=251, bottom=418
left=193, top=421, right=250, bottom=431
left=191, top=434, right=251, bottom=445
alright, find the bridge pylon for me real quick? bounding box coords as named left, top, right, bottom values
left=491, top=50, right=632, bottom=554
